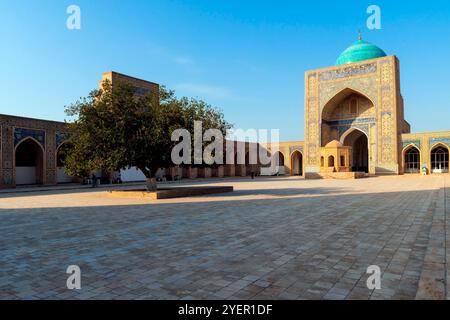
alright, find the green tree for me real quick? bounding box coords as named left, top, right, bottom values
left=64, top=80, right=231, bottom=190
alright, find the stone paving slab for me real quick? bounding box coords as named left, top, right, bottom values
left=0, top=175, right=448, bottom=300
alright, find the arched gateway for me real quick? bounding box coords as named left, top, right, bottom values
left=15, top=138, right=44, bottom=185
left=304, top=36, right=409, bottom=178
left=290, top=151, right=303, bottom=176
left=320, top=88, right=374, bottom=174
left=430, top=145, right=449, bottom=173
left=342, top=128, right=369, bottom=173
left=403, top=145, right=421, bottom=174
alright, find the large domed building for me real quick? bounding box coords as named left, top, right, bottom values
left=293, top=35, right=450, bottom=178
left=1, top=37, right=450, bottom=188
left=335, top=37, right=387, bottom=65
left=265, top=35, right=450, bottom=179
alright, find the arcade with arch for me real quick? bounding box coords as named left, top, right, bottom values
left=0, top=115, right=71, bottom=188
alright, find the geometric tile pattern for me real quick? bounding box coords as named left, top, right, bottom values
left=14, top=128, right=45, bottom=148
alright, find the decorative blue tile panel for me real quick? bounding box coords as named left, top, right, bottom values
left=335, top=124, right=370, bottom=137
left=402, top=140, right=421, bottom=150
left=324, top=118, right=375, bottom=137
left=56, top=132, right=70, bottom=148
left=14, top=128, right=45, bottom=148
left=324, top=118, right=376, bottom=127
left=429, top=137, right=450, bottom=148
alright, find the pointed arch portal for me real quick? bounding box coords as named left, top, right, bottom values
left=404, top=145, right=420, bottom=174
left=321, top=88, right=375, bottom=158
left=342, top=128, right=369, bottom=173
left=431, top=145, right=449, bottom=173
left=15, top=138, right=44, bottom=185
left=290, top=151, right=303, bottom=176
left=328, top=155, right=335, bottom=168
left=322, top=88, right=375, bottom=120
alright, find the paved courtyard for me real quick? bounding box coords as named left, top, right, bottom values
left=0, top=175, right=449, bottom=300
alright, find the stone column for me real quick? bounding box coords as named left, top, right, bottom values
left=203, top=168, right=212, bottom=178
left=217, top=166, right=224, bottom=178
left=189, top=167, right=198, bottom=179
left=45, top=129, right=57, bottom=185
left=225, top=165, right=235, bottom=177
left=237, top=165, right=246, bottom=177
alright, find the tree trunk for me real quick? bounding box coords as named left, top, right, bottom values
left=138, top=166, right=158, bottom=192
left=146, top=177, right=157, bottom=192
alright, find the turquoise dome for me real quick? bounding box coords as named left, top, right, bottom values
left=336, top=39, right=387, bottom=65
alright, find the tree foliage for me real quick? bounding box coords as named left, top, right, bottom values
left=63, top=80, right=232, bottom=179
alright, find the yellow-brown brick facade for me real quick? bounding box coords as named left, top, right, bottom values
left=302, top=56, right=405, bottom=177
left=285, top=53, right=450, bottom=178
left=2, top=57, right=450, bottom=189
left=100, top=71, right=160, bottom=97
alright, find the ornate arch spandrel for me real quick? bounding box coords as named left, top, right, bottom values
left=319, top=79, right=378, bottom=115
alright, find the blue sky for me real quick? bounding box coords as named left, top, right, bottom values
left=1, top=0, right=450, bottom=141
